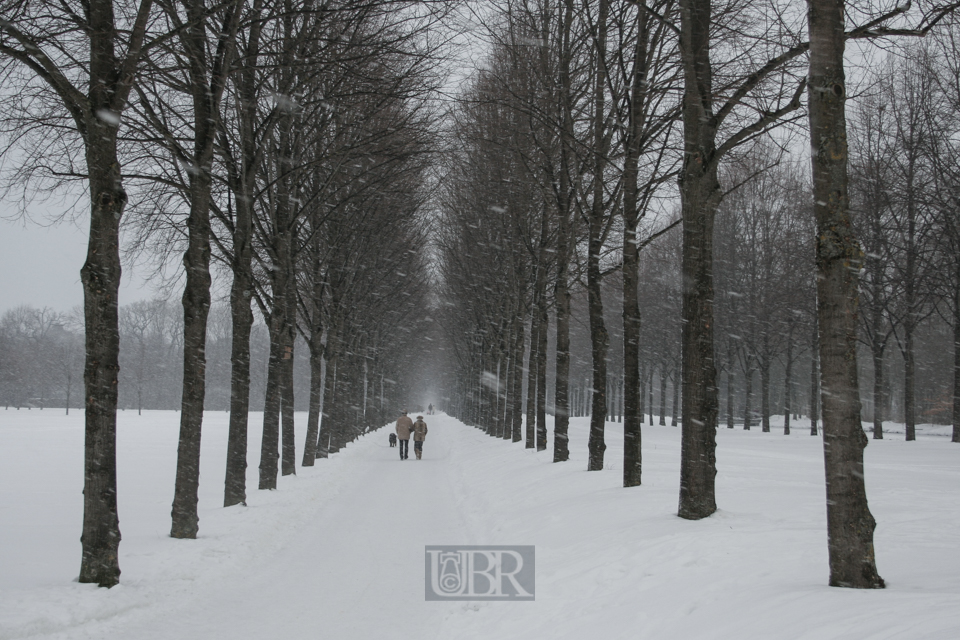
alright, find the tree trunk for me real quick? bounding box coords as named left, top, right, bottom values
left=279, top=246, right=297, bottom=474
left=677, top=0, right=720, bottom=519
left=525, top=313, right=539, bottom=448
left=303, top=343, right=323, bottom=465
left=317, top=350, right=338, bottom=458
left=726, top=344, right=735, bottom=429
left=280, top=321, right=296, bottom=476
left=903, top=323, right=916, bottom=441
left=659, top=369, right=667, bottom=425
left=79, top=125, right=126, bottom=588
left=871, top=341, right=885, bottom=440
left=784, top=331, right=793, bottom=435
left=744, top=361, right=754, bottom=430
left=760, top=349, right=771, bottom=433
left=639, top=360, right=647, bottom=425
left=953, top=278, right=960, bottom=443
left=170, top=161, right=212, bottom=541
left=623, top=202, right=642, bottom=484
left=512, top=317, right=525, bottom=443
left=811, top=321, right=820, bottom=436
left=223, top=5, right=261, bottom=505
left=536, top=304, right=548, bottom=450
left=807, top=0, right=884, bottom=587
left=259, top=310, right=284, bottom=489
left=671, top=372, right=680, bottom=426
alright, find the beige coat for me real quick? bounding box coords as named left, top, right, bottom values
left=413, top=419, right=428, bottom=442
left=395, top=415, right=414, bottom=440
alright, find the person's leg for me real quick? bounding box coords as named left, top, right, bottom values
left=415, top=441, right=422, bottom=459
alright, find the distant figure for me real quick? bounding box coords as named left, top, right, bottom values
left=389, top=433, right=397, bottom=448
left=413, top=415, right=428, bottom=460
left=428, top=403, right=434, bottom=415
left=396, top=411, right=414, bottom=460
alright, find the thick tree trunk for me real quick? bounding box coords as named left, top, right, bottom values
left=78, top=127, right=126, bottom=587
left=677, top=0, right=720, bottom=519
left=807, top=0, right=883, bottom=587
left=170, top=167, right=212, bottom=540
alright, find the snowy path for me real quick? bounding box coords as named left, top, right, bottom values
left=126, top=417, right=472, bottom=639
left=2, top=410, right=960, bottom=639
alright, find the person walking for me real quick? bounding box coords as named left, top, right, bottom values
left=427, top=403, right=434, bottom=415
left=396, top=411, right=414, bottom=460
left=413, top=415, right=428, bottom=460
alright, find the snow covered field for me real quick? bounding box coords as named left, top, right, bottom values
left=1, top=409, right=958, bottom=639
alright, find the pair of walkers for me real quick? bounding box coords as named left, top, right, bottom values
left=395, top=411, right=427, bottom=460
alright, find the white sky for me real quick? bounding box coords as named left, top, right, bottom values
left=0, top=209, right=158, bottom=315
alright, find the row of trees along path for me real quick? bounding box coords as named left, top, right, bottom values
left=1, top=0, right=959, bottom=591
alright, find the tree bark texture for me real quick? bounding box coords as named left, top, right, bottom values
left=79, top=123, right=126, bottom=587
left=807, top=0, right=884, bottom=588
left=677, top=0, right=720, bottom=519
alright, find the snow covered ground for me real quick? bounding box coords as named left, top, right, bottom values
left=1, top=409, right=958, bottom=639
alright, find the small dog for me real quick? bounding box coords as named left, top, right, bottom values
left=389, top=433, right=397, bottom=447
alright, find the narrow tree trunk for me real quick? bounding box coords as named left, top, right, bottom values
left=659, top=370, right=667, bottom=425
left=807, top=0, right=883, bottom=587
left=623, top=207, right=642, bottom=484
left=811, top=321, right=820, bottom=436
left=744, top=362, right=754, bottom=430
left=639, top=360, right=647, bottom=425
left=784, top=331, right=793, bottom=435
left=953, top=279, right=960, bottom=443
left=726, top=345, right=735, bottom=429
left=760, top=350, right=771, bottom=433
left=536, top=303, right=548, bottom=451
left=512, top=317, right=525, bottom=443
left=871, top=342, right=884, bottom=440
left=671, top=372, right=679, bottom=427
left=280, top=322, right=296, bottom=476
left=525, top=314, right=539, bottom=448
left=903, top=323, right=916, bottom=441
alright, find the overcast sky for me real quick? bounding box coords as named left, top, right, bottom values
left=0, top=212, right=159, bottom=316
